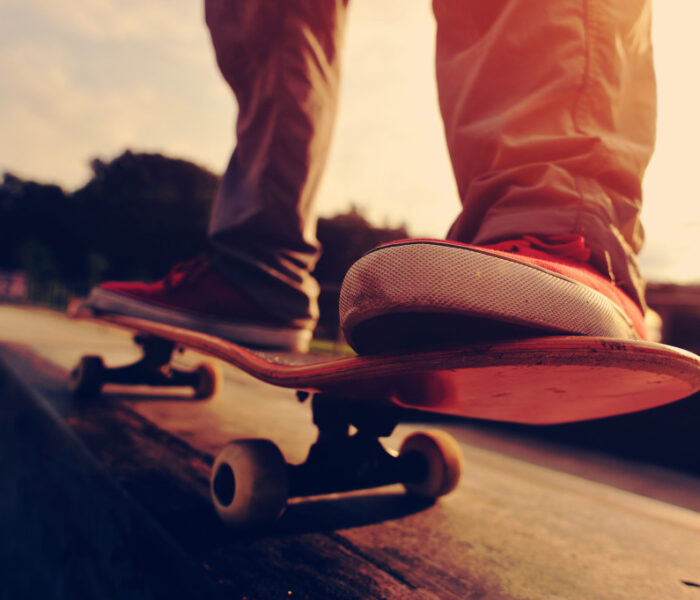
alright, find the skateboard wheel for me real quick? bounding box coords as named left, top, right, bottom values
left=193, top=362, right=223, bottom=399
left=210, top=439, right=289, bottom=528
left=69, top=355, right=105, bottom=399
left=400, top=430, right=463, bottom=499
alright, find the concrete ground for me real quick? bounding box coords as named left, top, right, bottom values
left=2, top=304, right=700, bottom=599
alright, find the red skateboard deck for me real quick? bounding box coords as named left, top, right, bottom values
left=71, top=310, right=700, bottom=426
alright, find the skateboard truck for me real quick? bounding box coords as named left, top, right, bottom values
left=290, top=393, right=417, bottom=497
left=69, top=334, right=222, bottom=400
left=210, top=392, right=463, bottom=528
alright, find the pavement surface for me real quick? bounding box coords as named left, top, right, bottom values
left=2, top=304, right=700, bottom=599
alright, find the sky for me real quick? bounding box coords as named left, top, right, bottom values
left=1, top=0, right=698, bottom=283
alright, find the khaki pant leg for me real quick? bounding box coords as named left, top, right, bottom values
left=205, top=0, right=349, bottom=325
left=433, top=0, right=656, bottom=307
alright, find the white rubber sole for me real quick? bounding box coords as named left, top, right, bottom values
left=85, top=289, right=312, bottom=352
left=339, top=241, right=638, bottom=349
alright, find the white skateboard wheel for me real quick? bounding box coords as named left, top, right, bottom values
left=400, top=430, right=463, bottom=498
left=210, top=439, right=289, bottom=528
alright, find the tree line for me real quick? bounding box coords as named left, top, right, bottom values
left=0, top=151, right=409, bottom=334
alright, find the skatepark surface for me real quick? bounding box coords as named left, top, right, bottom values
left=2, top=304, right=700, bottom=599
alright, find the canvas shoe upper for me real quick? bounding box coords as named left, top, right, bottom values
left=339, top=235, right=648, bottom=354
left=83, top=256, right=313, bottom=352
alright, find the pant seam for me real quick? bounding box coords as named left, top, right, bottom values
left=571, top=0, right=592, bottom=240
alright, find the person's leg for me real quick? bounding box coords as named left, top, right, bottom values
left=433, top=0, right=655, bottom=308
left=339, top=0, right=657, bottom=352
left=206, top=0, right=350, bottom=327
left=85, top=1, right=348, bottom=351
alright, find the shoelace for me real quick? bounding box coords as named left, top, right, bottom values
left=163, top=255, right=212, bottom=291
left=485, top=234, right=592, bottom=263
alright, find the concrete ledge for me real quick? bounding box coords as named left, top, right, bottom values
left=0, top=353, right=217, bottom=599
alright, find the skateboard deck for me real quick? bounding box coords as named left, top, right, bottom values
left=70, top=309, right=700, bottom=425
left=68, top=306, right=700, bottom=527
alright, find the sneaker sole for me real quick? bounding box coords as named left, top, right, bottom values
left=85, top=289, right=312, bottom=353
left=339, top=241, right=638, bottom=350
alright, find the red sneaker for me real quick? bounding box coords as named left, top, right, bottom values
left=339, top=236, right=648, bottom=354
left=84, top=257, right=313, bottom=351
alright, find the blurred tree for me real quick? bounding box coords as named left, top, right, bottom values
left=1, top=152, right=411, bottom=334
left=72, top=151, right=217, bottom=280
left=86, top=252, right=110, bottom=286
left=16, top=239, right=60, bottom=283
left=0, top=174, right=76, bottom=277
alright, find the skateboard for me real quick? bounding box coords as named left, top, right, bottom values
left=68, top=306, right=700, bottom=528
